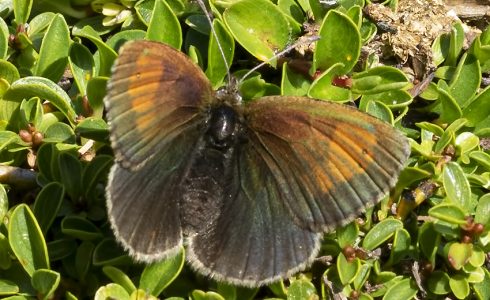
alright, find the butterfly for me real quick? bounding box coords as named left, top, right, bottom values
left=104, top=40, right=410, bottom=287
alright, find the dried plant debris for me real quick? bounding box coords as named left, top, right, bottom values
left=363, top=0, right=457, bottom=79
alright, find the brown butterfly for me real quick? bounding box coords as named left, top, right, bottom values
left=105, top=40, right=410, bottom=287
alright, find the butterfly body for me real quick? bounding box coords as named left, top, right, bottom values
left=105, top=40, right=410, bottom=287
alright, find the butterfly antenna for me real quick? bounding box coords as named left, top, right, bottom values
left=238, top=35, right=320, bottom=84
left=195, top=0, right=232, bottom=84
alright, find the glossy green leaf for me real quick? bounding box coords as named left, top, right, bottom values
left=31, top=269, right=60, bottom=300
left=58, top=152, right=82, bottom=201
left=388, top=229, right=411, bottom=266
left=337, top=254, right=360, bottom=285
left=61, top=216, right=103, bottom=240
left=314, top=10, right=360, bottom=74
left=81, top=154, right=112, bottom=200
left=92, top=238, right=129, bottom=266
left=224, top=0, right=291, bottom=65
left=19, top=97, right=43, bottom=129
left=94, top=283, right=130, bottom=300
left=0, top=184, right=7, bottom=224
left=427, top=271, right=450, bottom=295
left=0, top=17, right=8, bottom=59
left=432, top=33, right=449, bottom=66
left=446, top=22, right=465, bottom=66
left=447, top=242, right=472, bottom=270
left=462, top=84, right=490, bottom=127
left=191, top=290, right=225, bottom=300
left=86, top=76, right=108, bottom=117
left=73, top=26, right=117, bottom=77
left=449, top=274, right=469, bottom=299
left=287, top=278, right=317, bottom=300
left=418, top=222, right=439, bottom=264
left=146, top=0, right=182, bottom=48
left=8, top=204, right=49, bottom=276
left=13, top=0, right=32, bottom=24
left=206, top=19, right=234, bottom=88
left=448, top=53, right=481, bottom=108
left=69, top=42, right=95, bottom=97
left=474, top=268, right=490, bottom=300
left=362, top=218, right=403, bottom=250
left=281, top=63, right=310, bottom=96
left=336, top=222, right=359, bottom=248
left=44, top=122, right=76, bottom=143
left=75, top=241, right=95, bottom=280
left=308, top=63, right=352, bottom=102
left=33, top=182, right=64, bottom=234
left=351, top=66, right=409, bottom=95
left=382, top=278, right=418, bottom=300
left=102, top=266, right=137, bottom=294
left=352, top=263, right=371, bottom=291
left=475, top=194, right=490, bottom=228
left=34, top=14, right=71, bottom=82
left=139, top=247, right=185, bottom=296
left=366, top=101, right=394, bottom=124
left=443, top=162, right=471, bottom=210
left=47, top=239, right=77, bottom=262
left=428, top=203, right=466, bottom=225
left=3, top=76, right=76, bottom=125
left=0, top=279, right=19, bottom=295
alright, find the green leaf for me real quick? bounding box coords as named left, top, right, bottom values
left=146, top=0, right=182, bottom=48
left=139, top=247, right=185, bottom=296
left=73, top=26, right=117, bottom=77
left=93, top=238, right=128, bottom=266
left=75, top=241, right=95, bottom=280
left=362, top=218, right=403, bottom=250
left=13, top=0, right=32, bottom=24
left=61, top=216, right=103, bottom=240
left=417, top=222, right=440, bottom=264
left=281, top=63, right=310, bottom=96
left=308, top=63, right=352, bottom=102
left=462, top=84, right=490, bottom=127
left=382, top=278, right=418, bottom=300
left=314, top=10, right=360, bottom=74
left=336, top=222, right=359, bottom=248
left=475, top=194, right=490, bottom=229
left=0, top=184, right=7, bottom=224
left=86, top=76, right=109, bottom=117
left=47, top=239, right=77, bottom=262
left=102, top=266, right=137, bottom=295
left=81, top=154, right=112, bottom=201
left=3, top=76, right=77, bottom=126
left=449, top=274, right=469, bottom=299
left=428, top=203, right=466, bottom=225
left=443, top=162, right=471, bottom=211
left=0, top=17, right=8, bottom=59
left=447, top=242, right=472, bottom=270
left=19, top=97, right=43, bottom=129
left=8, top=204, right=49, bottom=276
left=287, top=278, right=317, bottom=300
left=0, top=59, right=21, bottom=84
left=0, top=279, right=19, bottom=295
left=33, top=182, right=65, bottom=234
left=31, top=269, right=60, bottom=300
left=427, top=271, right=450, bottom=295
left=446, top=22, right=465, bottom=66
left=337, top=254, right=360, bottom=285
left=206, top=19, right=234, bottom=88
left=224, top=0, right=291, bottom=65
left=388, top=229, right=411, bottom=266
left=366, top=101, right=394, bottom=124
left=58, top=152, right=82, bottom=201
left=94, top=283, right=130, bottom=300
left=352, top=66, right=409, bottom=95
left=44, top=122, right=76, bottom=143
left=474, top=268, right=490, bottom=300
left=34, top=14, right=71, bottom=82
left=448, top=53, right=481, bottom=108
left=69, top=42, right=95, bottom=97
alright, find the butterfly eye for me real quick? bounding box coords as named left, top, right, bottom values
left=207, top=106, right=240, bottom=149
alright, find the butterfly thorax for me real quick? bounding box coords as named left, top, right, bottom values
left=180, top=104, right=247, bottom=235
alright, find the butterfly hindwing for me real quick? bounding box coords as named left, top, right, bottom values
left=104, top=40, right=213, bottom=170
left=187, top=137, right=322, bottom=286
left=243, top=96, right=410, bottom=231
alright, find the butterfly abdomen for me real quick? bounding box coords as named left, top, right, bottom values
left=180, top=105, right=246, bottom=235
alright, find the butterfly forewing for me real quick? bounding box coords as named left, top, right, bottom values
left=244, top=96, right=410, bottom=231
left=104, top=40, right=213, bottom=170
